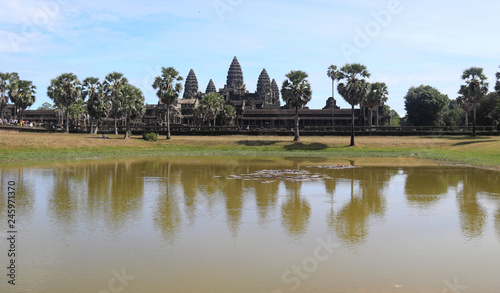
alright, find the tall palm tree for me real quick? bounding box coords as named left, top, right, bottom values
left=83, top=77, right=110, bottom=134
left=327, top=65, right=339, bottom=128
left=337, top=63, right=371, bottom=146
left=10, top=80, right=36, bottom=121
left=281, top=70, right=313, bottom=141
left=104, top=72, right=128, bottom=135
left=194, top=92, right=225, bottom=126
left=47, top=73, right=82, bottom=133
left=152, top=67, right=183, bottom=139
left=456, top=95, right=473, bottom=127
left=120, top=84, right=145, bottom=139
left=366, top=82, right=388, bottom=127
left=458, top=67, right=488, bottom=136
left=0, top=72, right=19, bottom=120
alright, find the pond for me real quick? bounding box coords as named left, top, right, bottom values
left=0, top=157, right=499, bottom=293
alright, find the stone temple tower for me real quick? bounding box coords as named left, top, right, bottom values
left=271, top=79, right=281, bottom=107
left=183, top=69, right=199, bottom=99
left=256, top=69, right=273, bottom=106
left=205, top=79, right=217, bottom=94
left=222, top=56, right=247, bottom=94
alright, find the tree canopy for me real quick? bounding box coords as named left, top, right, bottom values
left=404, top=85, right=448, bottom=126
left=10, top=79, right=37, bottom=121
left=281, top=70, right=312, bottom=141
left=47, top=73, right=82, bottom=133
left=152, top=67, right=183, bottom=139
left=337, top=63, right=371, bottom=146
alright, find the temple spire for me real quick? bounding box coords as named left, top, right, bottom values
left=271, top=79, right=280, bottom=107
left=225, top=56, right=244, bottom=90
left=206, top=79, right=216, bottom=94
left=257, top=69, right=272, bottom=106
left=183, top=69, right=199, bottom=99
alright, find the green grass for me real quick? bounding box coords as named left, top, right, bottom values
left=1, top=133, right=499, bottom=169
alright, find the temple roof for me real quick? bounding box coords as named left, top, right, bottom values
left=183, top=69, right=199, bottom=99
left=256, top=68, right=271, bottom=96
left=225, top=56, right=244, bottom=90
left=206, top=79, right=216, bottom=93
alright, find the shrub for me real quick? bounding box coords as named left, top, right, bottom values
left=143, top=132, right=158, bottom=142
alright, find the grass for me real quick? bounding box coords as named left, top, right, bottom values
left=1, top=132, right=499, bottom=169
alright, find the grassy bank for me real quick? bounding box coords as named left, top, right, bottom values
left=1, top=132, right=499, bottom=169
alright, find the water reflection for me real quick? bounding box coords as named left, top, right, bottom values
left=0, top=158, right=498, bottom=245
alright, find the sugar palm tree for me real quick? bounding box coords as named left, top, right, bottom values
left=0, top=72, right=19, bottom=120
left=120, top=84, right=145, bottom=139
left=152, top=67, right=183, bottom=139
left=83, top=77, right=110, bottom=134
left=104, top=72, right=128, bottom=135
left=281, top=70, right=313, bottom=141
left=327, top=65, right=339, bottom=128
left=366, top=82, right=388, bottom=127
left=456, top=95, right=473, bottom=127
left=47, top=73, right=82, bottom=133
left=458, top=67, right=488, bottom=136
left=337, top=64, right=371, bottom=146
left=10, top=79, right=36, bottom=121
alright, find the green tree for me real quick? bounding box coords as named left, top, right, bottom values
left=495, top=66, right=500, bottom=93
left=476, top=92, right=500, bottom=127
left=37, top=102, right=54, bottom=110
left=119, top=84, right=145, bottom=139
left=10, top=79, right=36, bottom=121
left=327, top=65, right=339, bottom=128
left=337, top=63, right=371, bottom=146
left=222, top=104, right=236, bottom=125
left=441, top=99, right=464, bottom=126
left=0, top=72, right=19, bottom=120
left=458, top=67, right=488, bottom=136
left=47, top=73, right=82, bottom=133
left=404, top=85, right=448, bottom=126
left=68, top=98, right=87, bottom=122
left=365, top=82, right=388, bottom=127
left=194, top=92, right=225, bottom=126
left=152, top=67, right=183, bottom=139
left=83, top=77, right=109, bottom=134
left=281, top=70, right=313, bottom=141
left=457, top=94, right=473, bottom=126
left=104, top=72, right=128, bottom=135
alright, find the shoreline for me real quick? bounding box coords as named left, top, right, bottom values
left=1, top=132, right=499, bottom=170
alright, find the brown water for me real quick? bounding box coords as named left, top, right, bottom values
left=0, top=157, right=499, bottom=293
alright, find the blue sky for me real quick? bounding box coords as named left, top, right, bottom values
left=1, top=0, right=499, bottom=115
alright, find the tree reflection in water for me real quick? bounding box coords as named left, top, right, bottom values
left=281, top=180, right=311, bottom=239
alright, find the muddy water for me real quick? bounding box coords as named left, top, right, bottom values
left=0, top=157, right=499, bottom=293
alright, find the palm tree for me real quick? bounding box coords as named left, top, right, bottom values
left=0, top=72, right=19, bottom=120
left=366, top=82, right=388, bottom=127
left=10, top=80, right=36, bottom=121
left=458, top=67, right=488, bottom=136
left=152, top=67, right=183, bottom=139
left=83, top=77, right=110, bottom=134
left=281, top=70, right=313, bottom=141
left=47, top=73, right=82, bottom=133
left=327, top=65, right=339, bottom=128
left=456, top=95, right=473, bottom=127
left=337, top=63, right=371, bottom=146
left=120, top=84, right=145, bottom=139
left=104, top=72, right=128, bottom=135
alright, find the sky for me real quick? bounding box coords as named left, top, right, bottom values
left=1, top=0, right=499, bottom=116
